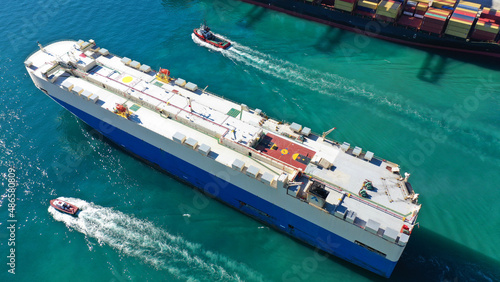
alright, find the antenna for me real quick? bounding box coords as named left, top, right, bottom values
left=321, top=127, right=336, bottom=139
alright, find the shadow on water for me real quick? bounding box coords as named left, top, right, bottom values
left=314, top=26, right=345, bottom=53
left=327, top=226, right=500, bottom=281
left=417, top=53, right=447, bottom=83
left=390, top=227, right=500, bottom=281
left=237, top=5, right=268, bottom=28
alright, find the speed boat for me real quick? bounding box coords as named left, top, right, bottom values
left=193, top=23, right=231, bottom=49
left=50, top=199, right=79, bottom=216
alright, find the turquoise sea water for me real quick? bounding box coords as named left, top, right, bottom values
left=1, top=0, right=500, bottom=281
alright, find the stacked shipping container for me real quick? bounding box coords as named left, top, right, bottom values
left=414, top=1, right=429, bottom=19
left=431, top=0, right=456, bottom=10
left=356, top=0, right=379, bottom=15
left=445, top=1, right=481, bottom=38
left=335, top=0, right=357, bottom=12
left=376, top=0, right=403, bottom=22
left=472, top=8, right=500, bottom=41
left=323, top=0, right=499, bottom=42
left=421, top=7, right=452, bottom=34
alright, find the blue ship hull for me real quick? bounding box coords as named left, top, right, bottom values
left=51, top=95, right=397, bottom=277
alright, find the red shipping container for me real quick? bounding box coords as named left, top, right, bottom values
left=421, top=26, right=444, bottom=33
left=422, top=24, right=445, bottom=31
left=480, top=8, right=500, bottom=20
left=471, top=31, right=496, bottom=41
left=478, top=17, right=500, bottom=24
left=397, top=15, right=423, bottom=28
left=453, top=9, right=477, bottom=19
left=424, top=16, right=446, bottom=22
left=415, top=9, right=427, bottom=16
left=472, top=29, right=498, bottom=37
left=355, top=10, right=376, bottom=17
left=423, top=20, right=444, bottom=28
left=405, top=6, right=416, bottom=13
left=423, top=19, right=446, bottom=27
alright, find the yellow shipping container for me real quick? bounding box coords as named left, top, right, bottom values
left=432, top=1, right=456, bottom=8
left=377, top=12, right=399, bottom=18
left=358, top=0, right=379, bottom=9
left=428, top=8, right=451, bottom=16
left=414, top=0, right=430, bottom=3
left=449, top=17, right=474, bottom=28
left=446, top=24, right=471, bottom=32
left=458, top=1, right=481, bottom=9
left=336, top=2, right=355, bottom=12
left=475, top=21, right=500, bottom=32
left=445, top=28, right=469, bottom=38
left=378, top=0, right=402, bottom=11
left=416, top=4, right=429, bottom=12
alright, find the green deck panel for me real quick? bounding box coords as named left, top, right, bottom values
left=227, top=108, right=241, bottom=118
left=153, top=81, right=164, bottom=87
left=130, top=104, right=141, bottom=112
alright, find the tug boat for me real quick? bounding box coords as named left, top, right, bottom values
left=193, top=23, right=231, bottom=49
left=50, top=199, right=79, bottom=216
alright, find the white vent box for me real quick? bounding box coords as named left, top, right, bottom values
left=98, top=48, right=109, bottom=56
left=261, top=172, right=275, bottom=186
left=364, top=151, right=374, bottom=161
left=341, top=142, right=350, bottom=152
left=185, top=137, right=198, bottom=149
left=365, top=219, right=380, bottom=234
left=232, top=159, right=245, bottom=171
left=301, top=127, right=311, bottom=136
left=383, top=227, right=399, bottom=243
left=71, top=85, right=83, bottom=95
left=175, top=78, right=186, bottom=87
left=172, top=132, right=186, bottom=144
left=246, top=165, right=260, bottom=178
left=139, top=64, right=151, bottom=73
left=185, top=82, right=198, bottom=92
left=130, top=60, right=141, bottom=69
left=80, top=90, right=92, bottom=100
left=89, top=94, right=99, bottom=103
left=353, top=146, right=362, bottom=157
left=290, top=122, right=302, bottom=133
left=198, top=144, right=211, bottom=156
left=121, top=57, right=131, bottom=65
left=61, top=80, right=74, bottom=91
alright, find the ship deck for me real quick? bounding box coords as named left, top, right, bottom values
left=26, top=40, right=421, bottom=243
left=255, top=133, right=315, bottom=170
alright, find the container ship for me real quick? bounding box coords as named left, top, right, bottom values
left=25, top=39, right=421, bottom=277
left=239, top=0, right=500, bottom=57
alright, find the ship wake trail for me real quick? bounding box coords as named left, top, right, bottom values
left=49, top=197, right=262, bottom=282
left=192, top=33, right=500, bottom=163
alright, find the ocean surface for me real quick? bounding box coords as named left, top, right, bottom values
left=1, top=0, right=500, bottom=281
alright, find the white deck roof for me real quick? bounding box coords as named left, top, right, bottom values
left=26, top=40, right=421, bottom=237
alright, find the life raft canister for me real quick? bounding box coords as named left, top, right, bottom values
left=116, top=104, right=127, bottom=112
left=160, top=68, right=170, bottom=76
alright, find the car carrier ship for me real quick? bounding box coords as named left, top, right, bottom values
left=25, top=39, right=421, bottom=277
left=239, top=0, right=500, bottom=58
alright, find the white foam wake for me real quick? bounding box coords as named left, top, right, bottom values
left=191, top=33, right=420, bottom=118
left=49, top=197, right=262, bottom=282
left=191, top=33, right=500, bottom=163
